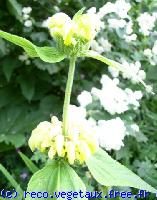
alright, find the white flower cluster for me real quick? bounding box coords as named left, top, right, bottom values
left=77, top=92, right=141, bottom=151
left=137, top=12, right=157, bottom=36
left=98, top=0, right=137, bottom=43
left=22, top=7, right=33, bottom=28
left=98, top=0, right=131, bottom=19
left=76, top=67, right=146, bottom=151
left=90, top=38, right=112, bottom=54
left=109, top=60, right=146, bottom=84
left=144, top=41, right=157, bottom=65
left=97, top=117, right=126, bottom=151
left=18, top=52, right=31, bottom=65
left=78, top=75, right=143, bottom=115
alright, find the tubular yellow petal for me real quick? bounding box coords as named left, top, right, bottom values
left=65, top=141, right=76, bottom=165
left=55, top=134, right=64, bottom=156
left=77, top=140, right=91, bottom=160
left=48, top=146, right=56, bottom=159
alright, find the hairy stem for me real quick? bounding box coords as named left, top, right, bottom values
left=62, top=57, right=76, bottom=135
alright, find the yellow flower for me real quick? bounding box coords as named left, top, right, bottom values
left=77, top=140, right=91, bottom=161
left=50, top=116, right=62, bottom=138
left=28, top=121, right=53, bottom=151
left=66, top=141, right=76, bottom=165
left=47, top=11, right=102, bottom=47
left=55, top=134, right=64, bottom=156
left=48, top=12, right=72, bottom=40
left=48, top=146, right=56, bottom=159
left=28, top=107, right=99, bottom=165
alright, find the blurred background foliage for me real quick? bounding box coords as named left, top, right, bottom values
left=0, top=0, right=157, bottom=196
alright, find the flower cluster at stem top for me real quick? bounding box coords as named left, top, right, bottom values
left=28, top=105, right=99, bottom=165
left=47, top=11, right=102, bottom=55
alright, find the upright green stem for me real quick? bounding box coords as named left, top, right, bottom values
left=62, top=57, right=76, bottom=135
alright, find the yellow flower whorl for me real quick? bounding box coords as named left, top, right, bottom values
left=47, top=11, right=101, bottom=48
left=28, top=107, right=99, bottom=165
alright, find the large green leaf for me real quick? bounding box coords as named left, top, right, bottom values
left=86, top=148, right=156, bottom=193
left=26, top=161, right=86, bottom=200
left=0, top=30, right=37, bottom=57
left=0, top=30, right=66, bottom=63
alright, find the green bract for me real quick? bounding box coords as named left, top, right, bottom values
left=0, top=8, right=156, bottom=198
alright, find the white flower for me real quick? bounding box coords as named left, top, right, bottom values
left=68, top=105, right=86, bottom=121
left=98, top=2, right=115, bottom=18
left=108, top=67, right=120, bottom=78
left=152, top=41, right=157, bottom=55
left=134, top=91, right=143, bottom=100
left=77, top=91, right=92, bottom=107
left=18, top=53, right=28, bottom=61
left=23, top=14, right=29, bottom=20
left=22, top=7, right=32, bottom=14
left=91, top=75, right=142, bottom=114
left=98, top=38, right=112, bottom=52
left=25, top=60, right=31, bottom=65
left=144, top=49, right=153, bottom=58
left=131, top=124, right=140, bottom=132
left=124, top=34, right=137, bottom=43
left=24, top=20, right=32, bottom=27
left=125, top=20, right=133, bottom=34
left=137, top=13, right=156, bottom=36
left=97, top=0, right=131, bottom=19
left=125, top=88, right=142, bottom=107
left=121, top=60, right=146, bottom=83
left=114, top=0, right=131, bottom=19
left=152, top=12, right=157, bottom=19
left=90, top=40, right=104, bottom=53
left=97, top=117, right=126, bottom=151
left=108, top=19, right=126, bottom=29
left=18, top=53, right=31, bottom=65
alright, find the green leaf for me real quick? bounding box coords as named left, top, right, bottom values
left=18, top=74, right=35, bottom=101
left=82, top=50, right=125, bottom=71
left=7, top=0, right=23, bottom=22
left=86, top=148, right=156, bottom=193
left=18, top=151, right=39, bottom=174
left=0, top=164, right=23, bottom=197
left=0, top=30, right=66, bottom=63
left=2, top=58, right=20, bottom=82
left=34, top=46, right=66, bottom=63
left=26, top=161, right=86, bottom=200
left=73, top=8, right=86, bottom=20
left=0, top=30, right=37, bottom=57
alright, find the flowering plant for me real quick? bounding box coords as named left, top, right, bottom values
left=0, top=9, right=156, bottom=198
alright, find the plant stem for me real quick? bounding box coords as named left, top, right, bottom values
left=62, top=57, right=76, bottom=135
